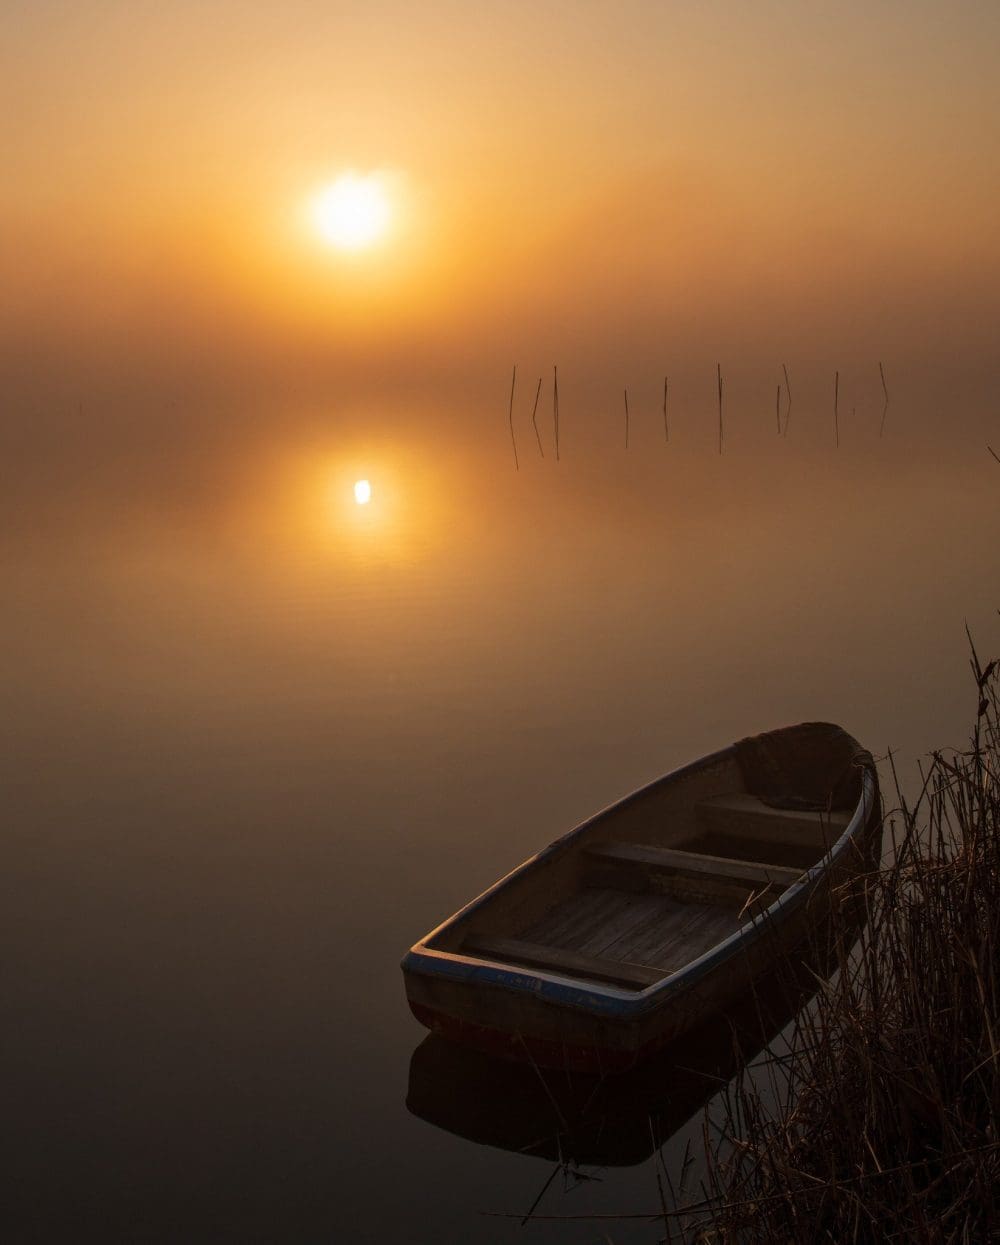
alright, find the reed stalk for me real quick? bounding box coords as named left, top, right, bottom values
left=508, top=366, right=519, bottom=471
left=530, top=376, right=544, bottom=458
left=691, top=642, right=1000, bottom=1241
left=782, top=364, right=791, bottom=437
left=553, top=366, right=560, bottom=462
left=664, top=376, right=670, bottom=444
left=834, top=369, right=840, bottom=448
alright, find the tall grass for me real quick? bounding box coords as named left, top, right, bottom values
left=691, top=640, right=1000, bottom=1242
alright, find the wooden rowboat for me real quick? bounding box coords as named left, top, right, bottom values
left=402, top=722, right=880, bottom=1072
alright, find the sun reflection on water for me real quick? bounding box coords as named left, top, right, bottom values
left=262, top=441, right=460, bottom=570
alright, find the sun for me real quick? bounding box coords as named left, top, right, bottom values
left=354, top=479, right=372, bottom=505
left=312, top=174, right=392, bottom=252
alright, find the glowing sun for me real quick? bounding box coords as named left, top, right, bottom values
left=354, top=479, right=372, bottom=505
left=313, top=174, right=391, bottom=251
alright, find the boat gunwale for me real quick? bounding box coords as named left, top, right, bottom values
left=402, top=742, right=877, bottom=1020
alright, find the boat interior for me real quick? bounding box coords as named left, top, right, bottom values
left=427, top=752, right=853, bottom=993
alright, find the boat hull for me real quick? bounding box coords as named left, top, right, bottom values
left=402, top=726, right=880, bottom=1072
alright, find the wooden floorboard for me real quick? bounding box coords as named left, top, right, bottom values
left=528, top=888, right=626, bottom=951
left=673, top=905, right=744, bottom=961
left=517, top=886, right=744, bottom=975
left=463, top=933, right=666, bottom=990
left=597, top=894, right=676, bottom=959
left=576, top=893, right=664, bottom=959
left=626, top=901, right=715, bottom=965
left=521, top=889, right=589, bottom=947
left=599, top=898, right=694, bottom=966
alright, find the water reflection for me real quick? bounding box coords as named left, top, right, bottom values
left=407, top=936, right=854, bottom=1173
left=3, top=396, right=996, bottom=1241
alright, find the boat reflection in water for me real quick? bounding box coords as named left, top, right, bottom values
left=406, top=917, right=865, bottom=1170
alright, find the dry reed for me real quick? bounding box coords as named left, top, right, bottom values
left=662, top=375, right=672, bottom=445
left=782, top=364, right=792, bottom=437
left=530, top=376, right=544, bottom=458
left=689, top=640, right=1000, bottom=1242
left=553, top=366, right=560, bottom=462
left=508, top=365, right=519, bottom=471
left=834, top=370, right=840, bottom=448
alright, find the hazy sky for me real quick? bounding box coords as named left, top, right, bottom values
left=4, top=1, right=999, bottom=409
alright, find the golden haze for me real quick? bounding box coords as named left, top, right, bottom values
left=3, top=3, right=999, bottom=402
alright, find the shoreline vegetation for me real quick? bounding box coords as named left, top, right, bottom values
left=682, top=631, right=1000, bottom=1242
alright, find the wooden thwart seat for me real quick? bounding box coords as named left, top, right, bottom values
left=696, top=794, right=850, bottom=847
left=462, top=934, right=667, bottom=990
left=587, top=841, right=804, bottom=889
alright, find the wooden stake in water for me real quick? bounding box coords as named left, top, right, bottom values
left=508, top=365, right=519, bottom=471
left=530, top=377, right=544, bottom=458
left=663, top=376, right=669, bottom=443
left=782, top=363, right=792, bottom=437
left=834, top=370, right=840, bottom=448
left=717, top=364, right=723, bottom=454
left=624, top=387, right=630, bottom=449
left=879, top=361, right=889, bottom=437
left=553, top=366, right=560, bottom=462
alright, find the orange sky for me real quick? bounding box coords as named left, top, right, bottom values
left=4, top=2, right=999, bottom=406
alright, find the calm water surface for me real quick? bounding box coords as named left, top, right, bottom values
left=4, top=404, right=997, bottom=1242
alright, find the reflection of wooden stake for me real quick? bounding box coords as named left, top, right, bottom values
left=553, top=366, right=560, bottom=462
left=782, top=363, right=792, bottom=437
left=879, top=361, right=889, bottom=437
left=776, top=384, right=781, bottom=434
left=508, top=366, right=519, bottom=471
left=663, top=376, right=669, bottom=443
left=834, top=370, right=840, bottom=448
left=624, top=388, right=630, bottom=449
left=530, top=377, right=544, bottom=458
left=717, top=364, right=723, bottom=454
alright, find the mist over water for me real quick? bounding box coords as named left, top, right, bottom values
left=4, top=1, right=1000, bottom=1237
left=3, top=383, right=997, bottom=1240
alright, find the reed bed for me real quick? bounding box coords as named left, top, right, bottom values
left=690, top=640, right=1000, bottom=1243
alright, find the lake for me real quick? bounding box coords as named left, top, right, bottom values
left=3, top=384, right=997, bottom=1242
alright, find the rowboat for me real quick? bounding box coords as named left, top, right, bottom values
left=402, top=722, right=880, bottom=1072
